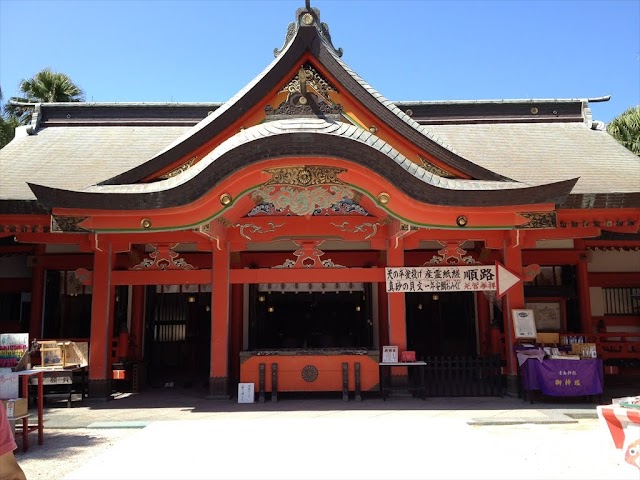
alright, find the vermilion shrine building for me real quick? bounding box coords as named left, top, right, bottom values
left=1, top=5, right=639, bottom=399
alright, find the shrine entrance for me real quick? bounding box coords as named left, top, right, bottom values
left=247, top=283, right=375, bottom=350
left=144, top=287, right=211, bottom=388
left=406, top=291, right=477, bottom=358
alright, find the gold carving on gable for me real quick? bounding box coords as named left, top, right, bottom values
left=252, top=185, right=355, bottom=217
left=263, top=166, right=346, bottom=187
left=280, top=63, right=336, bottom=99
left=418, top=156, right=456, bottom=179
left=159, top=157, right=196, bottom=180
left=518, top=212, right=557, bottom=229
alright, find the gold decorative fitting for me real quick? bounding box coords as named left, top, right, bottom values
left=141, top=218, right=152, bottom=229
left=220, top=193, right=233, bottom=206
left=369, top=126, right=378, bottom=134
left=298, top=96, right=308, bottom=105
left=301, top=13, right=313, bottom=25
left=456, top=215, right=468, bottom=227
left=531, top=107, right=539, bottom=114
left=377, top=192, right=390, bottom=205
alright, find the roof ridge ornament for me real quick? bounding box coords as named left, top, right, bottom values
left=274, top=1, right=343, bottom=58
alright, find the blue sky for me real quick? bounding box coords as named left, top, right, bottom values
left=1, top=0, right=638, bottom=123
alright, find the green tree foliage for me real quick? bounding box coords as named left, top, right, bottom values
left=607, top=105, right=640, bottom=156
left=4, top=68, right=85, bottom=124
left=0, top=86, right=20, bottom=149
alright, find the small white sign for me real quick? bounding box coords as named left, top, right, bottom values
left=382, top=346, right=398, bottom=363
left=238, top=382, right=255, bottom=403
left=512, top=309, right=537, bottom=339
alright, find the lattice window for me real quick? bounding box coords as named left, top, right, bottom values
left=524, top=266, right=564, bottom=287
left=603, top=287, right=640, bottom=315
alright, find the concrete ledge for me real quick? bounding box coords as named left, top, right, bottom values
left=87, top=421, right=150, bottom=429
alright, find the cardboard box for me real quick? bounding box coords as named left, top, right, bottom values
left=1, top=398, right=28, bottom=418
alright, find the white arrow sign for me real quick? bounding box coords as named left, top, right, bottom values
left=385, top=262, right=523, bottom=295
left=495, top=262, right=522, bottom=298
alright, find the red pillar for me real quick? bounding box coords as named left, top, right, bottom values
left=502, top=231, right=525, bottom=379
left=88, top=243, right=115, bottom=399
left=575, top=241, right=592, bottom=334
left=130, top=285, right=145, bottom=361
left=386, top=239, right=407, bottom=352
left=209, top=243, right=230, bottom=398
left=28, top=248, right=45, bottom=341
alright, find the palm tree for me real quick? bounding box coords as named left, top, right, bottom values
left=607, top=105, right=640, bottom=156
left=0, top=86, right=20, bottom=149
left=4, top=68, right=85, bottom=123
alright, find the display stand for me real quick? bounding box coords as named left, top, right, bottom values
left=7, top=413, right=30, bottom=452
left=16, top=370, right=44, bottom=448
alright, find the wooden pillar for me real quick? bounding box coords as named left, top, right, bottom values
left=575, top=241, right=592, bottom=334
left=88, top=243, right=115, bottom=399
left=502, top=231, right=525, bottom=393
left=209, top=243, right=230, bottom=398
left=386, top=239, right=407, bottom=352
left=130, top=285, right=145, bottom=362
left=28, top=248, right=45, bottom=341
left=477, top=292, right=491, bottom=356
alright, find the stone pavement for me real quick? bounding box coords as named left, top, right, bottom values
left=21, top=386, right=640, bottom=480
left=40, top=386, right=604, bottom=429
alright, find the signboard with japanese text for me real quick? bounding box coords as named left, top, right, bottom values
left=382, top=346, right=398, bottom=363
left=385, top=263, right=521, bottom=297
left=512, top=309, right=537, bottom=339
left=386, top=265, right=496, bottom=293
left=238, top=382, right=255, bottom=403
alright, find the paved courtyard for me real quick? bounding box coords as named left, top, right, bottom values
left=13, top=391, right=640, bottom=480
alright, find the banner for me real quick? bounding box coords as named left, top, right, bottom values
left=533, top=359, right=604, bottom=396
left=385, top=265, right=497, bottom=293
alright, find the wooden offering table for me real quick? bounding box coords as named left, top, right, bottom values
left=29, top=366, right=88, bottom=408
left=240, top=349, right=380, bottom=401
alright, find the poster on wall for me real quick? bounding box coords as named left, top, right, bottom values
left=0, top=333, right=29, bottom=369
left=525, top=302, right=562, bottom=332
left=512, top=309, right=537, bottom=339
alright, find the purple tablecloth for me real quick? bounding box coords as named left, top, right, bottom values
left=521, top=358, right=604, bottom=396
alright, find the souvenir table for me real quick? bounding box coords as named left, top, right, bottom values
left=520, top=357, right=604, bottom=402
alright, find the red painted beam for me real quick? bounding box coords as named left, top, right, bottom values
left=230, top=267, right=385, bottom=284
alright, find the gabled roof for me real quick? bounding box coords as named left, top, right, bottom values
left=0, top=4, right=638, bottom=215
left=97, top=5, right=510, bottom=186
left=28, top=118, right=577, bottom=211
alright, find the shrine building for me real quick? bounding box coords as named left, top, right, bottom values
left=0, top=3, right=639, bottom=400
